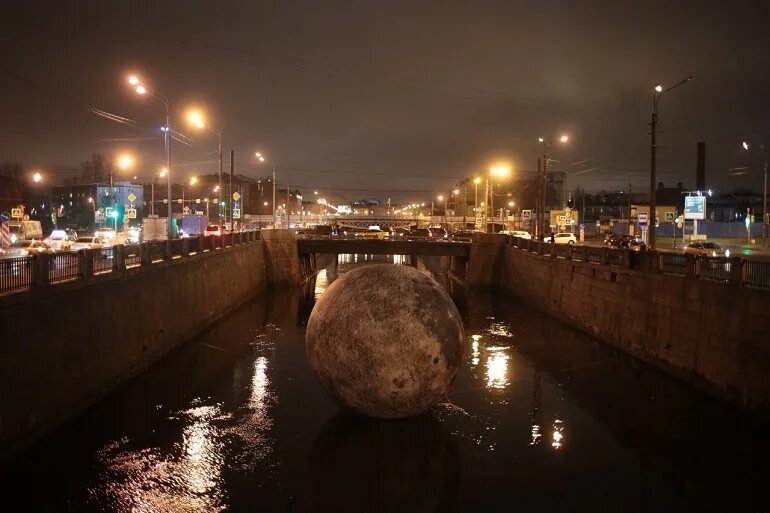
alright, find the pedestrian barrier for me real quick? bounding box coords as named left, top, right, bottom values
left=0, top=231, right=262, bottom=296
left=508, top=236, right=770, bottom=290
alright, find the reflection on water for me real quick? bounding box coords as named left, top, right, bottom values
left=4, top=254, right=770, bottom=512
left=310, top=413, right=460, bottom=513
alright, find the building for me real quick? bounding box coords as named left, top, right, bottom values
left=51, top=181, right=144, bottom=232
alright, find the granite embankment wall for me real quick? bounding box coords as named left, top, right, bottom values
left=493, top=241, right=770, bottom=416
left=0, top=236, right=278, bottom=459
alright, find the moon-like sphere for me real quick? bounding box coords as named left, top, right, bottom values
left=306, top=264, right=464, bottom=418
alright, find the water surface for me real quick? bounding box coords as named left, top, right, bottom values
left=2, top=254, right=768, bottom=512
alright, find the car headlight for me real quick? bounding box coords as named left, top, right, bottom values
left=725, top=249, right=730, bottom=257
left=711, top=251, right=716, bottom=257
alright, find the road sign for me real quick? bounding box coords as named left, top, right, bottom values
left=195, top=210, right=204, bottom=216
left=684, top=196, right=706, bottom=220
left=638, top=212, right=648, bottom=225
left=127, top=193, right=137, bottom=203
left=522, top=209, right=532, bottom=219
left=11, top=208, right=22, bottom=219
left=177, top=199, right=183, bottom=204
left=94, top=211, right=105, bottom=222
left=0, top=212, right=9, bottom=222
left=195, top=198, right=201, bottom=204
left=232, top=191, right=241, bottom=202
left=126, top=208, right=137, bottom=219
left=183, top=206, right=191, bottom=215
left=232, top=208, right=241, bottom=219
left=105, top=207, right=114, bottom=218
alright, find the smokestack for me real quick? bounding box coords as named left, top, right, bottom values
left=696, top=141, right=706, bottom=191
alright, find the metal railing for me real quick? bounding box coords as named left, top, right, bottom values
left=50, top=252, right=80, bottom=283
left=0, top=232, right=262, bottom=296
left=695, top=256, right=731, bottom=282
left=507, top=235, right=770, bottom=291
left=0, top=257, right=33, bottom=293
left=93, top=247, right=114, bottom=274
left=743, top=259, right=770, bottom=289
left=659, top=253, right=687, bottom=276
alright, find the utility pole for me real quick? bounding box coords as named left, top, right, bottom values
left=535, top=158, right=541, bottom=240
left=462, top=180, right=467, bottom=229
left=229, top=150, right=234, bottom=231
left=287, top=180, right=290, bottom=227
left=649, top=75, right=692, bottom=250
left=218, top=137, right=223, bottom=226
left=764, top=159, right=768, bottom=247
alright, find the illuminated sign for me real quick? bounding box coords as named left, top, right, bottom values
left=684, top=196, right=706, bottom=220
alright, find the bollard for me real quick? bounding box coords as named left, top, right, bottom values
left=181, top=238, right=190, bottom=257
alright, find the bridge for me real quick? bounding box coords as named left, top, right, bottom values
left=297, top=238, right=471, bottom=257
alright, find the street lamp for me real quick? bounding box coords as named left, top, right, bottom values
left=488, top=164, right=511, bottom=233
left=741, top=140, right=768, bottom=246
left=126, top=73, right=172, bottom=239
left=32, top=171, right=42, bottom=183
left=186, top=108, right=224, bottom=225
left=536, top=135, right=570, bottom=239
left=649, top=75, right=693, bottom=249
left=256, top=152, right=277, bottom=227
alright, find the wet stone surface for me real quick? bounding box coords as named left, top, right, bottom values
left=1, top=253, right=770, bottom=512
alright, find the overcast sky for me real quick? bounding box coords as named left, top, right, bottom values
left=2, top=0, right=770, bottom=203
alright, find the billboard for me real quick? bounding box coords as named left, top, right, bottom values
left=684, top=196, right=706, bottom=220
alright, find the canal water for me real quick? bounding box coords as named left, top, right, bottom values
left=3, top=254, right=769, bottom=512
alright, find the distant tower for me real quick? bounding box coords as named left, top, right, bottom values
left=696, top=142, right=706, bottom=191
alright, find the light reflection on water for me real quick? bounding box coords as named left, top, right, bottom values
left=6, top=254, right=770, bottom=512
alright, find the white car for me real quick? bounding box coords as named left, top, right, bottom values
left=544, top=233, right=577, bottom=245
left=70, top=236, right=106, bottom=252
left=94, top=228, right=117, bottom=242
left=3, top=240, right=53, bottom=258
left=43, top=230, right=73, bottom=252
left=204, top=225, right=223, bottom=237
left=509, top=230, right=531, bottom=240
left=684, top=242, right=729, bottom=258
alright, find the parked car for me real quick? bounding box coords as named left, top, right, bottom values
left=428, top=227, right=448, bottom=239
left=608, top=234, right=641, bottom=249
left=391, top=227, right=410, bottom=238
left=70, top=236, right=106, bottom=252
left=43, top=230, right=73, bottom=252
left=204, top=225, right=223, bottom=237
left=450, top=230, right=475, bottom=239
left=544, top=232, right=577, bottom=245
left=684, top=241, right=729, bottom=257
left=3, top=240, right=53, bottom=258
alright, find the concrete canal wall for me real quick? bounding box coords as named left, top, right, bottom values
left=498, top=243, right=770, bottom=416
left=0, top=239, right=269, bottom=459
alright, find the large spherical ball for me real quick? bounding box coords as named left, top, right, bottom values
left=306, top=264, right=464, bottom=418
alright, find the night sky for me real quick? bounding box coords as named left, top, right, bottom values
left=2, top=0, right=770, bottom=203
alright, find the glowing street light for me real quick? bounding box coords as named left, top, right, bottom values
left=741, top=140, right=768, bottom=246
left=655, top=84, right=663, bottom=93
left=125, top=72, right=172, bottom=238
left=32, top=171, right=42, bottom=183
left=117, top=154, right=134, bottom=170
left=187, top=108, right=224, bottom=224
left=536, top=134, right=571, bottom=238
left=256, top=151, right=277, bottom=226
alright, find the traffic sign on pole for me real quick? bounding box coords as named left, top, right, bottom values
left=232, top=191, right=241, bottom=202
left=127, top=193, right=137, bottom=204
left=638, top=212, right=648, bottom=225
left=0, top=212, right=9, bottom=222
left=11, top=208, right=22, bottom=219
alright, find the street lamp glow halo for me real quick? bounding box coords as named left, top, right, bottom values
left=655, top=84, right=663, bottom=93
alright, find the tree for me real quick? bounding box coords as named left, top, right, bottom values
left=79, top=154, right=111, bottom=184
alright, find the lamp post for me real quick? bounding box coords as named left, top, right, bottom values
left=256, top=152, right=277, bottom=227
left=187, top=110, right=223, bottom=226
left=128, top=74, right=172, bottom=238
left=741, top=141, right=768, bottom=246
left=489, top=165, right=510, bottom=233
left=473, top=177, right=481, bottom=229
left=649, top=75, right=693, bottom=250
left=538, top=135, right=569, bottom=239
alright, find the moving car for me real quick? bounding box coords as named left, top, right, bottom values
left=608, top=234, right=641, bottom=249
left=544, top=233, right=577, bottom=245
left=8, top=220, right=43, bottom=243
left=684, top=241, right=729, bottom=257
left=94, top=228, right=116, bottom=242
left=204, top=225, right=223, bottom=237
left=356, top=226, right=389, bottom=239
left=70, top=236, right=106, bottom=252
left=509, top=230, right=531, bottom=240
left=43, top=230, right=73, bottom=252
left=3, top=240, right=53, bottom=258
